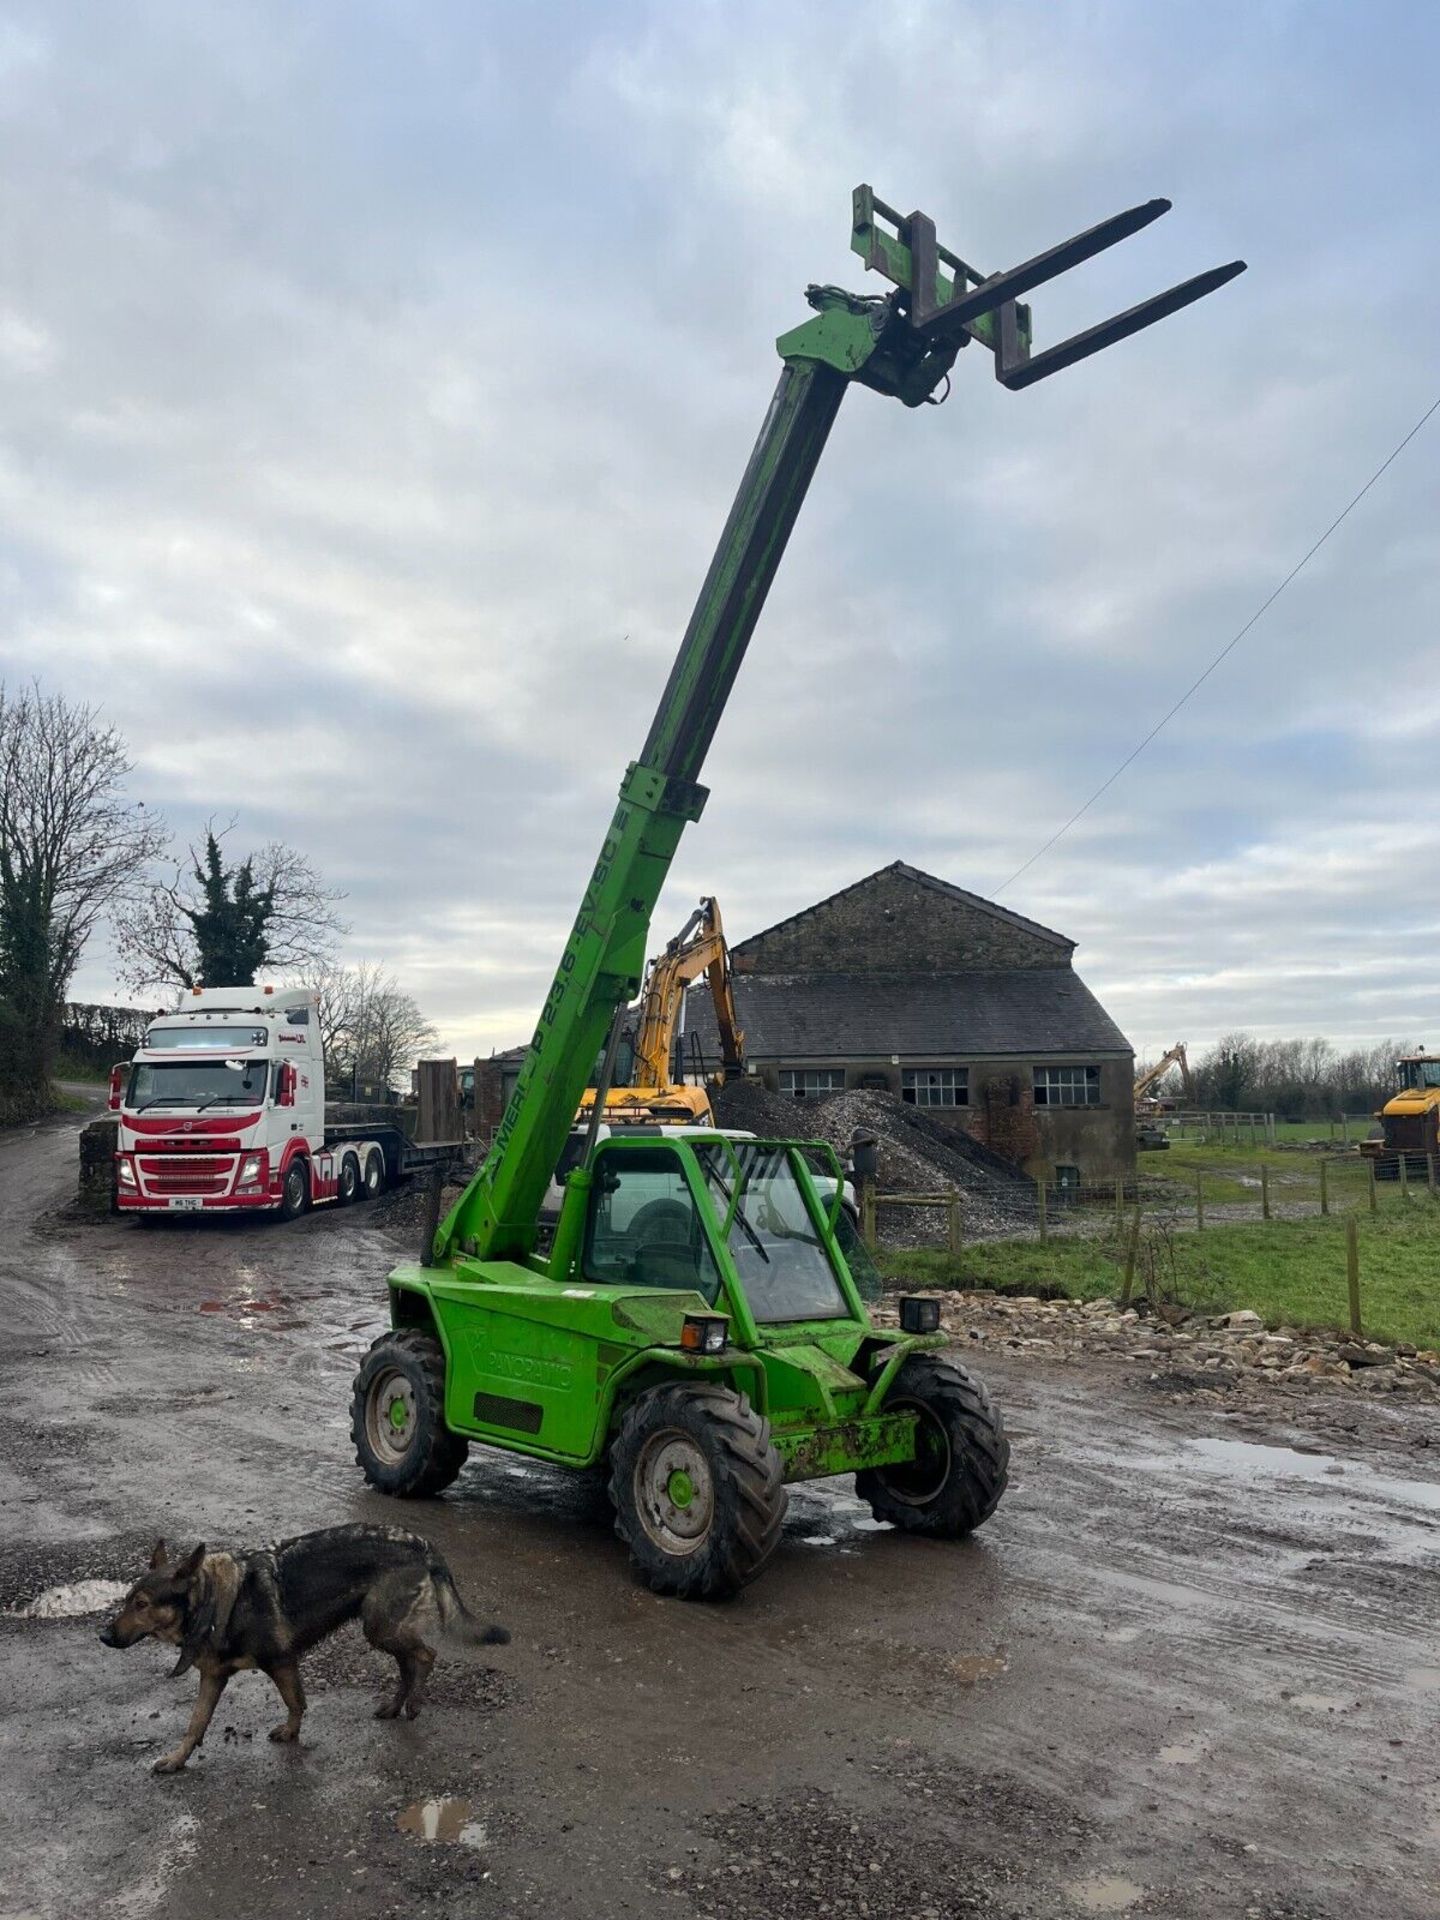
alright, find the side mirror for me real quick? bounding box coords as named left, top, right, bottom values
left=277, top=1063, right=297, bottom=1108
left=108, top=1064, right=125, bottom=1112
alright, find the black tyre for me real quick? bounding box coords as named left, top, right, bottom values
left=337, top=1154, right=360, bottom=1206
left=609, top=1384, right=786, bottom=1600
left=351, top=1329, right=469, bottom=1497
left=856, top=1355, right=1008, bottom=1538
left=362, top=1148, right=386, bottom=1199
left=279, top=1157, right=310, bottom=1221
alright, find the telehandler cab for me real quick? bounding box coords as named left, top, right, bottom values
left=352, top=187, right=1244, bottom=1597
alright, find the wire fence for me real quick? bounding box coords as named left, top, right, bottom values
left=859, top=1149, right=1440, bottom=1252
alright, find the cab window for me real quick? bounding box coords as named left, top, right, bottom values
left=583, top=1148, right=721, bottom=1302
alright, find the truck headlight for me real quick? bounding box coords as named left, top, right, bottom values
left=238, top=1152, right=265, bottom=1187
left=899, top=1296, right=942, bottom=1334
left=116, top=1156, right=137, bottom=1189
left=680, top=1315, right=728, bottom=1354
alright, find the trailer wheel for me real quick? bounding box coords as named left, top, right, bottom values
left=362, top=1148, right=386, bottom=1199
left=337, top=1154, right=360, bottom=1206
left=279, top=1157, right=310, bottom=1222
left=351, top=1330, right=468, bottom=1497
left=856, top=1355, right=1008, bottom=1539
left=609, top=1384, right=786, bottom=1600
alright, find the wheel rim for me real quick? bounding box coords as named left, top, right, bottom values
left=366, top=1155, right=381, bottom=1192
left=366, top=1368, right=417, bottom=1467
left=633, top=1429, right=714, bottom=1555
left=341, top=1160, right=356, bottom=1198
left=286, top=1166, right=305, bottom=1209
left=876, top=1398, right=953, bottom=1506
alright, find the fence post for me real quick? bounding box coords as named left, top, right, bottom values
left=1115, top=1179, right=1124, bottom=1233
left=1037, top=1178, right=1048, bottom=1245
left=1430, top=1153, right=1438, bottom=1201
left=862, top=1184, right=877, bottom=1250
left=1341, top=1112, right=1349, bottom=1146
left=1196, top=1175, right=1204, bottom=1232
left=946, top=1193, right=961, bottom=1254
left=1319, top=1159, right=1329, bottom=1216
left=1346, top=1215, right=1361, bottom=1337
left=1399, top=1153, right=1409, bottom=1199
left=1120, top=1208, right=1142, bottom=1305
left=1261, top=1162, right=1271, bottom=1221
left=1368, top=1158, right=1378, bottom=1216
left=1267, top=1112, right=1276, bottom=1148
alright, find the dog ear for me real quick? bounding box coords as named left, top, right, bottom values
left=150, top=1539, right=169, bottom=1569
left=179, top=1544, right=206, bottom=1580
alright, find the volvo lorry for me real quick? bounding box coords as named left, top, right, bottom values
left=111, top=985, right=459, bottom=1217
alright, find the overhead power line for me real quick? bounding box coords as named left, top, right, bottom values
left=997, top=390, right=1440, bottom=894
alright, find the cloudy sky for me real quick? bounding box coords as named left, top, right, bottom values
left=3, top=0, right=1438, bottom=1061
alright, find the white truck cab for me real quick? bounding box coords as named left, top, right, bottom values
left=112, top=985, right=392, bottom=1218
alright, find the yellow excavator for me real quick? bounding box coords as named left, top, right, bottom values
left=1359, top=1050, right=1440, bottom=1177
left=1134, top=1042, right=1195, bottom=1114
left=577, top=897, right=744, bottom=1127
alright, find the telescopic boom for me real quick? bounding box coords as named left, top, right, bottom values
left=435, top=187, right=1244, bottom=1263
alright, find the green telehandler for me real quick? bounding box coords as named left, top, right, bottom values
left=351, top=187, right=1244, bottom=1598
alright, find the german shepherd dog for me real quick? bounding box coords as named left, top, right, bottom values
left=99, top=1525, right=508, bottom=1774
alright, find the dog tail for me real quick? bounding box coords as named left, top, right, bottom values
left=431, top=1563, right=510, bottom=1648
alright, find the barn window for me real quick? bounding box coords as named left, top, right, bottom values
left=901, top=1068, right=968, bottom=1108
left=778, top=1069, right=845, bottom=1100
left=1033, top=1065, right=1101, bottom=1107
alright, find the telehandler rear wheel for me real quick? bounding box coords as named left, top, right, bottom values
left=351, top=1330, right=469, bottom=1497
left=856, top=1355, right=1008, bottom=1538
left=609, top=1384, right=786, bottom=1600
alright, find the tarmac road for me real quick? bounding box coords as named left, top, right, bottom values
left=1, top=1111, right=1437, bottom=1920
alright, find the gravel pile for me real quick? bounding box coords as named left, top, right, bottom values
left=714, top=1081, right=1033, bottom=1246
left=874, top=1289, right=1440, bottom=1402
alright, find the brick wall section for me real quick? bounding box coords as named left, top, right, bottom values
left=731, top=867, right=1070, bottom=975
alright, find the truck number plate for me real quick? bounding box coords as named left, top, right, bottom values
left=166, top=1197, right=204, bottom=1211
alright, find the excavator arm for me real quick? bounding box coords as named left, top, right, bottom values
left=631, top=897, right=744, bottom=1089
left=433, top=188, right=1243, bottom=1266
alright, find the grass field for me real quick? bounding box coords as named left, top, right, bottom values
left=887, top=1209, right=1440, bottom=1351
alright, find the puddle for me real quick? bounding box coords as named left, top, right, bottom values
left=945, top=1648, right=1008, bottom=1685
left=1157, top=1739, right=1206, bottom=1765
left=6, top=1577, right=131, bottom=1618
left=1118, top=1437, right=1440, bottom=1521
left=1405, top=1666, right=1440, bottom=1693
left=1104, top=1626, right=1141, bottom=1645
left=1287, top=1692, right=1350, bottom=1713
left=396, top=1798, right=487, bottom=1848
left=1067, top=1873, right=1145, bottom=1913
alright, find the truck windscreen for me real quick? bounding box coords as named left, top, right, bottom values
left=127, top=1060, right=270, bottom=1109
left=144, top=1026, right=268, bottom=1050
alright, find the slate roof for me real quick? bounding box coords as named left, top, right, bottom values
left=730, top=862, right=1074, bottom=959
left=685, top=969, right=1131, bottom=1062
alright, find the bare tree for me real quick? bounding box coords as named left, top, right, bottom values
left=0, top=683, right=166, bottom=1111
left=115, top=820, right=347, bottom=993
left=322, top=962, right=438, bottom=1094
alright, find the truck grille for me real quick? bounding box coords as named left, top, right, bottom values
left=139, top=1155, right=233, bottom=1196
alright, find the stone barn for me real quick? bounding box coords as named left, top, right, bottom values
left=686, top=862, right=1134, bottom=1182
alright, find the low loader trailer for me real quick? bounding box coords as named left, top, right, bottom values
left=350, top=185, right=1244, bottom=1597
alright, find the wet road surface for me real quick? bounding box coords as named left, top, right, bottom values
left=1, top=1111, right=1437, bottom=1919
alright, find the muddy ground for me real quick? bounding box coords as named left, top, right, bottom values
left=1, top=1108, right=1437, bottom=1920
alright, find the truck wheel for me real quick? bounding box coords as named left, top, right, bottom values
left=362, top=1149, right=386, bottom=1198
left=279, top=1158, right=310, bottom=1221
left=608, top=1384, right=786, bottom=1600
left=337, top=1154, right=360, bottom=1206
left=351, top=1330, right=468, bottom=1497
left=857, top=1355, right=1008, bottom=1538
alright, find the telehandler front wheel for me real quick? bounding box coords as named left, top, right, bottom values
left=351, top=1330, right=469, bottom=1497
left=856, top=1355, right=1009, bottom=1538
left=609, top=1384, right=786, bottom=1600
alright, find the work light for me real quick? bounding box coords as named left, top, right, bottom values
left=898, top=1296, right=942, bottom=1334
left=681, top=1315, right=728, bottom=1354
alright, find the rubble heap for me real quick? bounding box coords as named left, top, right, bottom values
left=711, top=1082, right=1033, bottom=1244
left=873, top=1288, right=1440, bottom=1401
